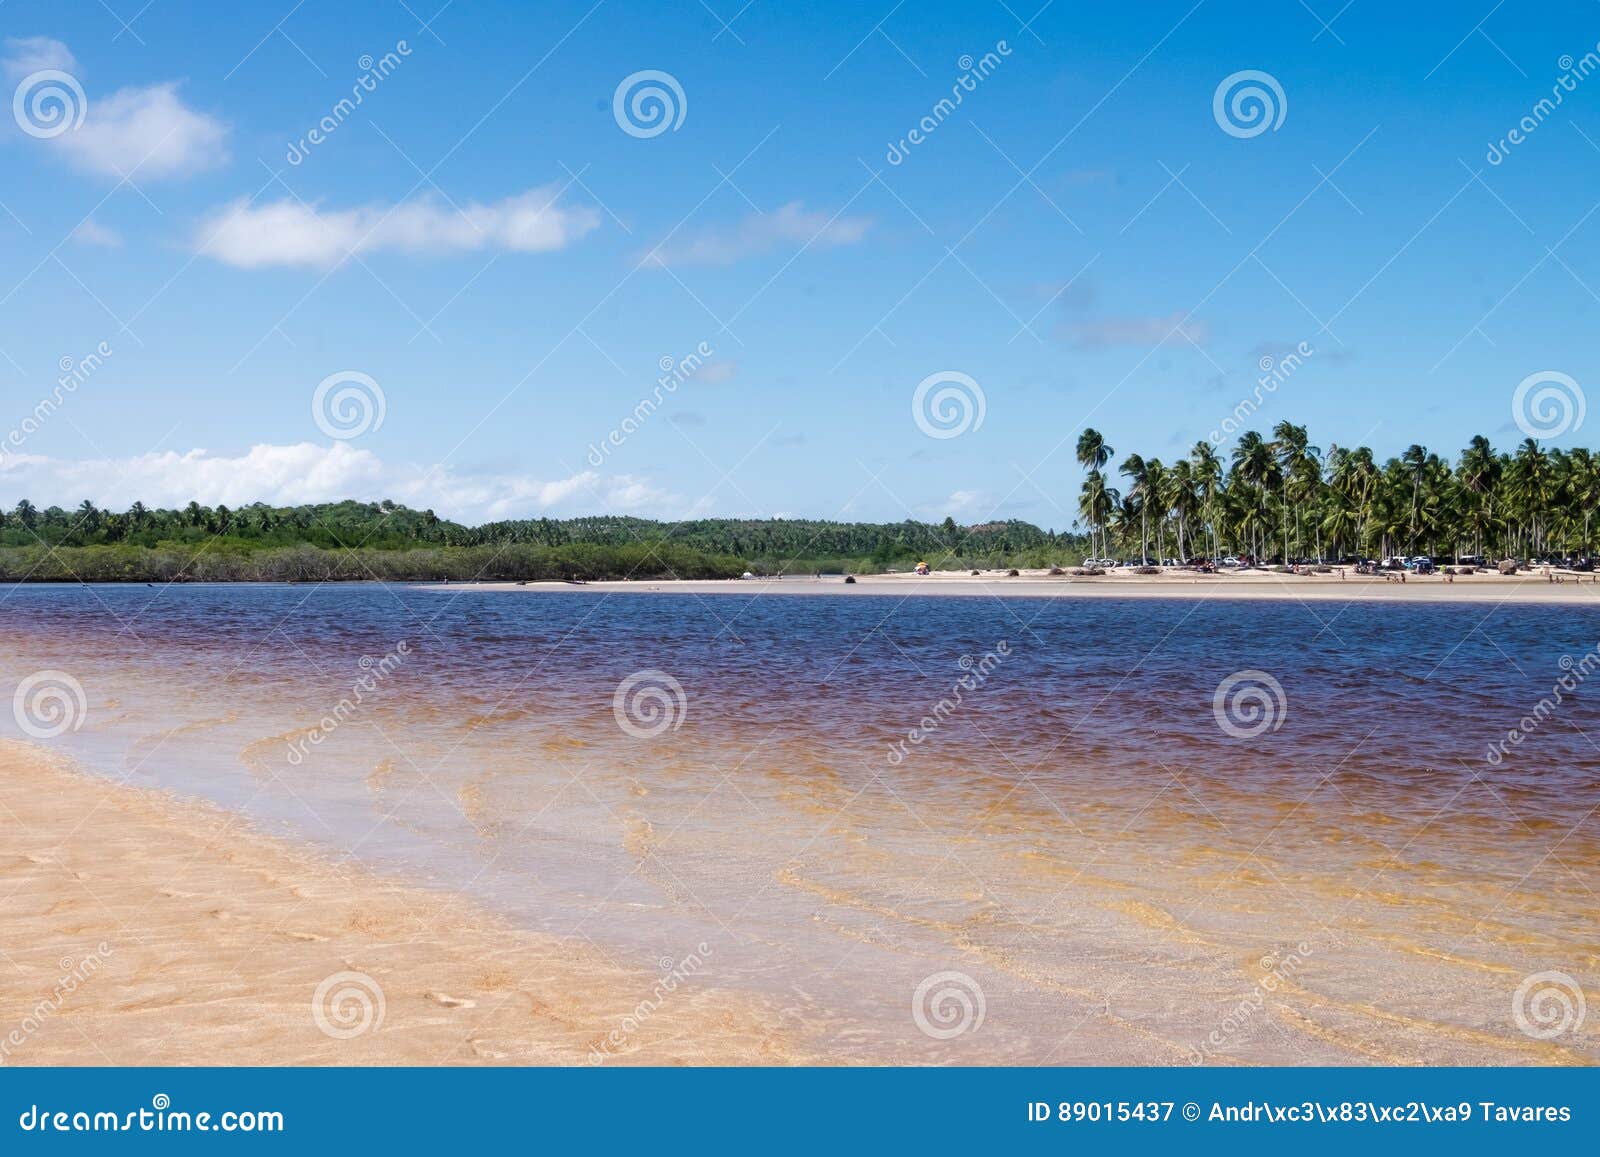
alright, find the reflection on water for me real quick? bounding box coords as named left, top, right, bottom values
left=1, top=582, right=1596, bottom=1063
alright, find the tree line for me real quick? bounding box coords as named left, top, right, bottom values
left=1075, top=423, right=1599, bottom=563
left=0, top=499, right=1066, bottom=581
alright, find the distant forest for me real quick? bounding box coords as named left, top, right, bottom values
left=0, top=498, right=1077, bottom=582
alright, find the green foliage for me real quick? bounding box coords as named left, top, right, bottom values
left=0, top=541, right=747, bottom=583
left=1070, top=425, right=1600, bottom=563
left=0, top=498, right=1076, bottom=581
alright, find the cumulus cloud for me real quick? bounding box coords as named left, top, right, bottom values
left=0, top=442, right=679, bottom=524
left=641, top=201, right=871, bottom=267
left=4, top=39, right=228, bottom=179
left=59, top=82, right=227, bottom=179
left=2, top=35, right=77, bottom=81
left=1063, top=311, right=1209, bottom=348
left=196, top=187, right=602, bottom=269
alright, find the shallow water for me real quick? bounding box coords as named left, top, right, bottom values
left=2, top=582, right=1596, bottom=1063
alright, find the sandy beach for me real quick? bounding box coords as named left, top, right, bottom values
left=0, top=740, right=805, bottom=1066
left=426, top=566, right=1600, bottom=604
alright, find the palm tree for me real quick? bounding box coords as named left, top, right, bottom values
left=1189, top=441, right=1224, bottom=558
left=1507, top=438, right=1553, bottom=556
left=1076, top=427, right=1113, bottom=472
left=1077, top=470, right=1118, bottom=561
left=1230, top=432, right=1279, bottom=560
left=1567, top=448, right=1600, bottom=553
left=1144, top=458, right=1172, bottom=562
left=1169, top=458, right=1198, bottom=561
left=1076, top=428, right=1114, bottom=559
left=1271, top=421, right=1322, bottom=561
left=1119, top=453, right=1152, bottom=562
left=1455, top=435, right=1499, bottom=559
left=1400, top=444, right=1430, bottom=553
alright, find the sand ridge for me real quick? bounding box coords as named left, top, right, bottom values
left=425, top=568, right=1600, bottom=605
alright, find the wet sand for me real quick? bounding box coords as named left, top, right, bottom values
left=430, top=568, right=1600, bottom=604
left=0, top=741, right=804, bottom=1066
left=4, top=737, right=1596, bottom=1068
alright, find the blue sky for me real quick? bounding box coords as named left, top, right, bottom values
left=1, top=0, right=1598, bottom=526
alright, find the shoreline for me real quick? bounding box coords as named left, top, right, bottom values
left=419, top=568, right=1600, bottom=605
left=0, top=740, right=805, bottom=1066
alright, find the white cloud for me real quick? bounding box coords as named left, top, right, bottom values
left=57, top=82, right=228, bottom=179
left=2, top=36, right=77, bottom=81
left=197, top=187, right=602, bottom=269
left=3, top=39, right=228, bottom=180
left=71, top=218, right=121, bottom=247
left=1063, top=311, right=1209, bottom=348
left=641, top=201, right=871, bottom=267
left=0, top=442, right=680, bottom=524
left=939, top=489, right=989, bottom=518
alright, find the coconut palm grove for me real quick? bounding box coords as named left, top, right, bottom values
left=1075, top=424, right=1596, bottom=566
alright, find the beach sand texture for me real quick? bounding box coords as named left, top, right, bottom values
left=3, top=736, right=1596, bottom=1067
left=0, top=741, right=805, bottom=1066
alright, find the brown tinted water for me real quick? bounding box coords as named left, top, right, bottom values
left=1, top=583, right=1595, bottom=1063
